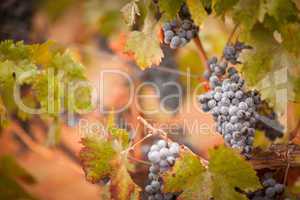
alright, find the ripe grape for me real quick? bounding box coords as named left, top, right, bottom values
left=247, top=173, right=285, bottom=200
left=145, top=140, right=180, bottom=200
left=223, top=41, right=252, bottom=64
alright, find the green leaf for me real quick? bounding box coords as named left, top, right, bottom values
left=213, top=0, right=239, bottom=16
left=208, top=147, right=261, bottom=200
left=121, top=0, right=140, bottom=26
left=186, top=0, right=208, bottom=27
left=158, top=0, right=185, bottom=19
left=125, top=13, right=163, bottom=69
left=279, top=23, right=300, bottom=56
left=240, top=23, right=279, bottom=86
left=0, top=40, right=91, bottom=127
left=163, top=149, right=206, bottom=193
left=162, top=146, right=261, bottom=200
left=232, top=0, right=261, bottom=30
left=266, top=0, right=299, bottom=23
left=163, top=149, right=209, bottom=200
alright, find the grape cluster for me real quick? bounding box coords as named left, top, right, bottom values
left=199, top=59, right=261, bottom=155
left=248, top=173, right=285, bottom=200
left=223, top=42, right=252, bottom=64
left=145, top=140, right=180, bottom=200
left=162, top=5, right=199, bottom=49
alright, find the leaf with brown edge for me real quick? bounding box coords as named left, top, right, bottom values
left=79, top=135, right=117, bottom=183
left=125, top=11, right=163, bottom=69
left=110, top=157, right=141, bottom=200
left=121, top=0, right=140, bottom=26
left=79, top=130, right=142, bottom=199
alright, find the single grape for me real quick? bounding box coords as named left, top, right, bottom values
left=162, top=23, right=171, bottom=31
left=148, top=151, right=160, bottom=163
left=265, top=187, right=276, bottom=198
left=170, top=36, right=181, bottom=49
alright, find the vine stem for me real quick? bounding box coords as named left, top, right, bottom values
left=193, top=35, right=209, bottom=71
left=220, top=23, right=240, bottom=60
left=226, top=23, right=239, bottom=45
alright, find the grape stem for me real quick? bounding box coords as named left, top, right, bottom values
left=127, top=155, right=152, bottom=165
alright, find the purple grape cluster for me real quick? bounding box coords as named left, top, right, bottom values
left=223, top=42, right=252, bottom=64
left=162, top=5, right=199, bottom=49
left=248, top=173, right=285, bottom=200
left=162, top=19, right=199, bottom=49
left=145, top=140, right=180, bottom=200
left=199, top=58, right=261, bottom=155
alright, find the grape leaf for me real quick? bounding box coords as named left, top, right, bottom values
left=213, top=0, right=239, bottom=16
left=266, top=0, right=299, bottom=23
left=208, top=147, right=261, bottom=200
left=121, top=0, right=140, bottom=26
left=79, top=135, right=117, bottom=183
left=232, top=0, right=261, bottom=30
left=110, top=160, right=141, bottom=200
left=162, top=149, right=209, bottom=200
left=186, top=0, right=208, bottom=27
left=0, top=40, right=91, bottom=126
left=279, top=23, right=300, bottom=56
left=79, top=126, right=141, bottom=199
left=158, top=0, right=185, bottom=19
left=125, top=12, right=163, bottom=69
left=163, top=146, right=261, bottom=200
